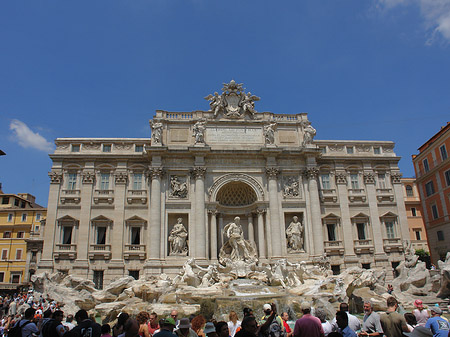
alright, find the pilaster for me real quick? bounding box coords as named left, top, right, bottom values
left=149, top=167, right=164, bottom=260
left=192, top=167, right=207, bottom=259
left=266, top=167, right=282, bottom=257
left=257, top=209, right=266, bottom=259
left=335, top=172, right=356, bottom=260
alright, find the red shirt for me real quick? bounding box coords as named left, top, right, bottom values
left=283, top=321, right=292, bottom=334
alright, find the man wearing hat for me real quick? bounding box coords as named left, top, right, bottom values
left=154, top=318, right=177, bottom=337
left=425, top=307, right=449, bottom=337
left=293, top=301, right=324, bottom=337
left=261, top=304, right=285, bottom=335
left=413, top=300, right=429, bottom=327
left=174, top=318, right=197, bottom=337
left=203, top=322, right=217, bottom=337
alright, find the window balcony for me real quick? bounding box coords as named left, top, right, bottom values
left=60, top=190, right=81, bottom=204
left=324, top=240, right=344, bottom=255
left=354, top=239, right=374, bottom=254
left=124, top=244, right=146, bottom=260
left=320, top=189, right=337, bottom=203
left=126, top=190, right=148, bottom=204
left=376, top=188, right=394, bottom=202
left=348, top=189, right=366, bottom=202
left=383, top=238, right=403, bottom=253
left=93, top=190, right=114, bottom=204
left=53, top=243, right=77, bottom=260
left=89, top=244, right=112, bottom=259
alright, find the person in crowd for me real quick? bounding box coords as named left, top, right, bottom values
left=14, top=307, right=39, bottom=337
left=191, top=316, right=206, bottom=337
left=242, top=309, right=253, bottom=319
left=101, top=324, right=112, bottom=337
left=170, top=312, right=180, bottom=329
left=413, top=300, right=429, bottom=327
left=293, top=301, right=324, bottom=337
left=113, top=313, right=130, bottom=337
left=174, top=318, right=197, bottom=337
left=261, top=304, right=284, bottom=333
left=136, top=312, right=150, bottom=337
left=154, top=318, right=177, bottom=337
left=149, top=313, right=160, bottom=336
left=281, top=312, right=292, bottom=337
left=203, top=323, right=217, bottom=337
left=380, top=297, right=408, bottom=337
left=42, top=310, right=66, bottom=337
left=64, top=315, right=75, bottom=331
left=404, top=313, right=418, bottom=332
left=335, top=311, right=356, bottom=337
left=215, top=322, right=229, bottom=337
left=314, top=308, right=332, bottom=336
left=227, top=312, right=240, bottom=337
left=124, top=319, right=140, bottom=337
left=359, top=301, right=383, bottom=337
left=331, top=303, right=360, bottom=333
left=234, top=317, right=258, bottom=337
left=64, top=309, right=101, bottom=337
left=425, top=307, right=449, bottom=337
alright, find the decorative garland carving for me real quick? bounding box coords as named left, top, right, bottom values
left=391, top=172, right=402, bottom=184
left=115, top=172, right=128, bottom=184
left=356, top=145, right=371, bottom=153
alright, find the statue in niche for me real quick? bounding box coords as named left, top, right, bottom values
left=169, top=176, right=188, bottom=198
left=286, top=216, right=304, bottom=253
left=219, top=216, right=257, bottom=264
left=264, top=122, right=277, bottom=145
left=193, top=119, right=206, bottom=144
left=283, top=178, right=300, bottom=198
left=302, top=121, right=316, bottom=146
left=168, top=218, right=188, bottom=256
left=151, top=121, right=163, bottom=145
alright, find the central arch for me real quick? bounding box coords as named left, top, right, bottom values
left=208, top=173, right=265, bottom=203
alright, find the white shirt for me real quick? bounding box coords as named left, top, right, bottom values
left=227, top=321, right=241, bottom=337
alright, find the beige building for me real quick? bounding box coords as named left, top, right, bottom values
left=401, top=178, right=429, bottom=252
left=38, top=81, right=410, bottom=287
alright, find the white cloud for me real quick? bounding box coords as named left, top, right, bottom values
left=377, top=0, right=450, bottom=43
left=9, top=119, right=54, bottom=152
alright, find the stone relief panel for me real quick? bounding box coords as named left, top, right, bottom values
left=169, top=175, right=188, bottom=199
left=282, top=176, right=301, bottom=198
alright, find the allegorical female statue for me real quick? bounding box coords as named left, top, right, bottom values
left=168, top=218, right=188, bottom=255
left=286, top=215, right=304, bottom=252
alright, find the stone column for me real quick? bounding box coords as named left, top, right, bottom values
left=209, top=210, right=218, bottom=260
left=363, top=172, right=385, bottom=256
left=192, top=167, right=207, bottom=259
left=219, top=215, right=224, bottom=247
left=39, top=171, right=63, bottom=270
left=266, top=167, right=282, bottom=257
left=111, top=171, right=127, bottom=262
left=247, top=213, right=255, bottom=243
left=391, top=172, right=410, bottom=240
left=335, top=172, right=356, bottom=259
left=257, top=209, right=266, bottom=258
left=304, top=167, right=324, bottom=256
left=149, top=168, right=163, bottom=260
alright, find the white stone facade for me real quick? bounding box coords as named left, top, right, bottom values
left=38, top=83, right=409, bottom=286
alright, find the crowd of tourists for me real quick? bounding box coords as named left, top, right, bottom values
left=0, top=291, right=448, bottom=337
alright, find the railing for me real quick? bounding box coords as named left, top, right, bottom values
left=90, top=244, right=111, bottom=251
left=95, top=189, right=114, bottom=195
left=56, top=244, right=77, bottom=251
left=165, top=113, right=193, bottom=119
left=376, top=188, right=392, bottom=194
left=125, top=244, right=146, bottom=252
left=383, top=238, right=401, bottom=245
left=349, top=188, right=365, bottom=194
left=272, top=114, right=298, bottom=121
left=62, top=189, right=80, bottom=195
left=324, top=240, right=343, bottom=247
left=128, top=190, right=147, bottom=196
left=354, top=239, right=373, bottom=246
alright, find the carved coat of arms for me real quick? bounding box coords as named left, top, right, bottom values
left=205, top=80, right=260, bottom=119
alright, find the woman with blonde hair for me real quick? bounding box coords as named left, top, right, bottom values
left=227, top=311, right=241, bottom=337
left=136, top=311, right=150, bottom=337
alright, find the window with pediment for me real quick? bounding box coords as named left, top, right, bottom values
left=216, top=182, right=257, bottom=206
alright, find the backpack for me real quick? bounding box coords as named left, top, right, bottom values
left=261, top=316, right=286, bottom=337
left=42, top=319, right=60, bottom=337
left=8, top=321, right=31, bottom=337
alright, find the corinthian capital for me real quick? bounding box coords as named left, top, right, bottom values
left=363, top=173, right=376, bottom=184
left=191, top=167, right=207, bottom=179
left=148, top=168, right=164, bottom=180
left=82, top=171, right=95, bottom=184
left=114, top=172, right=128, bottom=184
left=48, top=171, right=63, bottom=184
left=391, top=172, right=402, bottom=184
left=335, top=172, right=347, bottom=185
left=265, top=167, right=280, bottom=179
left=302, top=167, right=319, bottom=179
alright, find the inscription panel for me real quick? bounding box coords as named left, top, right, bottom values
left=206, top=127, right=262, bottom=144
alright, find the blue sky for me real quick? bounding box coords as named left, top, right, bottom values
left=1, top=0, right=450, bottom=206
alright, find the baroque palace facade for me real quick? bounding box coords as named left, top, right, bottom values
left=39, top=81, right=409, bottom=287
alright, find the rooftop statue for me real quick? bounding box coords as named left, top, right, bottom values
left=204, top=80, right=260, bottom=119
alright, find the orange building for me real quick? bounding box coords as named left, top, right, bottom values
left=401, top=178, right=428, bottom=252
left=412, top=122, right=450, bottom=264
